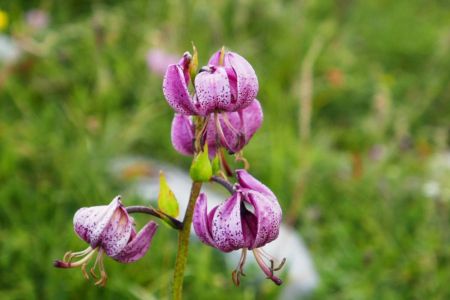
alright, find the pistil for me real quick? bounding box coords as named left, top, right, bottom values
left=252, top=248, right=284, bottom=285
left=54, top=247, right=96, bottom=269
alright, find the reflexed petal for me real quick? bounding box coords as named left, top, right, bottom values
left=194, top=67, right=231, bottom=115
left=193, top=193, right=217, bottom=248
left=207, top=50, right=221, bottom=66
left=221, top=99, right=263, bottom=152
left=112, top=221, right=158, bottom=263
left=236, top=169, right=276, bottom=200
left=225, top=52, right=258, bottom=110
left=241, top=206, right=258, bottom=248
left=178, top=52, right=192, bottom=85
left=225, top=67, right=238, bottom=104
left=101, top=205, right=133, bottom=257
left=240, top=99, right=263, bottom=141
left=73, top=196, right=122, bottom=248
left=163, top=65, right=195, bottom=115
left=171, top=114, right=195, bottom=156
left=211, top=193, right=246, bottom=252
left=244, top=191, right=282, bottom=249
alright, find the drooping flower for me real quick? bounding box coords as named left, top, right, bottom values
left=171, top=99, right=263, bottom=157
left=163, top=48, right=258, bottom=116
left=193, top=170, right=284, bottom=285
left=54, top=196, right=158, bottom=286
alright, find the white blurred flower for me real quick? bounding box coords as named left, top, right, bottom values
left=0, top=35, right=21, bottom=64
left=423, top=181, right=440, bottom=198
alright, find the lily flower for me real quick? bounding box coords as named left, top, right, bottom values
left=171, top=99, right=263, bottom=157
left=54, top=196, right=158, bottom=286
left=163, top=49, right=258, bottom=116
left=193, top=170, right=285, bottom=285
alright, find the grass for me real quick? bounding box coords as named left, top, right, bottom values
left=0, top=0, right=449, bottom=299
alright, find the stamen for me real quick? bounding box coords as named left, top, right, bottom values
left=221, top=113, right=246, bottom=151
left=90, top=248, right=104, bottom=279
left=273, top=258, right=286, bottom=272
left=232, top=249, right=248, bottom=286
left=63, top=246, right=94, bottom=263
left=214, top=112, right=234, bottom=151
left=252, top=249, right=283, bottom=286
left=238, top=248, right=248, bottom=276
left=54, top=247, right=97, bottom=269
left=259, top=248, right=272, bottom=259
left=235, top=152, right=250, bottom=170
left=94, top=250, right=107, bottom=287
left=221, top=113, right=240, bottom=136
left=258, top=248, right=287, bottom=272
left=81, top=263, right=90, bottom=280
left=194, top=115, right=210, bottom=152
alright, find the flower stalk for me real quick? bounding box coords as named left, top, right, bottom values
left=172, top=181, right=203, bottom=300
left=126, top=206, right=183, bottom=230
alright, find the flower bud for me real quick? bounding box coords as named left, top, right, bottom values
left=189, top=145, right=213, bottom=182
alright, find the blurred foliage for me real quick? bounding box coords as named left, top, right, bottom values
left=0, top=0, right=449, bottom=299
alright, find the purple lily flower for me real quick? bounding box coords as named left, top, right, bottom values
left=193, top=170, right=285, bottom=285
left=163, top=49, right=258, bottom=116
left=54, top=196, right=158, bottom=286
left=171, top=99, right=263, bottom=157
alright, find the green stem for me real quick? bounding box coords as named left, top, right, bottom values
left=172, top=181, right=203, bottom=300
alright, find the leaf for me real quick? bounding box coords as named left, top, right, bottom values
left=157, top=171, right=179, bottom=218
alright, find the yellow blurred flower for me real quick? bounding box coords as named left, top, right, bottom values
left=0, top=10, right=8, bottom=30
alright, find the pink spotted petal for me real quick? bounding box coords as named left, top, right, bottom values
left=112, top=221, right=158, bottom=263
left=193, top=193, right=217, bottom=248
left=163, top=65, right=195, bottom=115
left=178, top=52, right=192, bottom=85
left=211, top=193, right=246, bottom=252
left=245, top=191, right=282, bottom=249
left=224, top=52, right=258, bottom=110
left=236, top=169, right=276, bottom=200
left=208, top=50, right=221, bottom=66
left=73, top=196, right=122, bottom=248
left=219, top=99, right=263, bottom=153
left=194, top=67, right=231, bottom=115
left=241, top=206, right=258, bottom=248
left=101, top=205, right=134, bottom=257
left=171, top=114, right=195, bottom=156
left=239, top=99, right=263, bottom=142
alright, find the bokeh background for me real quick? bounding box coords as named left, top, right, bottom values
left=1, top=0, right=449, bottom=299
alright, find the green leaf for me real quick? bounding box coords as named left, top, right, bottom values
left=190, top=144, right=212, bottom=182
left=157, top=171, right=179, bottom=218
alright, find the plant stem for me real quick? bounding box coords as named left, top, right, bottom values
left=211, top=176, right=234, bottom=194
left=172, top=181, right=203, bottom=300
left=126, top=206, right=183, bottom=230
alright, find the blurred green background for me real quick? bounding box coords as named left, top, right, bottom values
left=0, top=0, right=449, bottom=299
